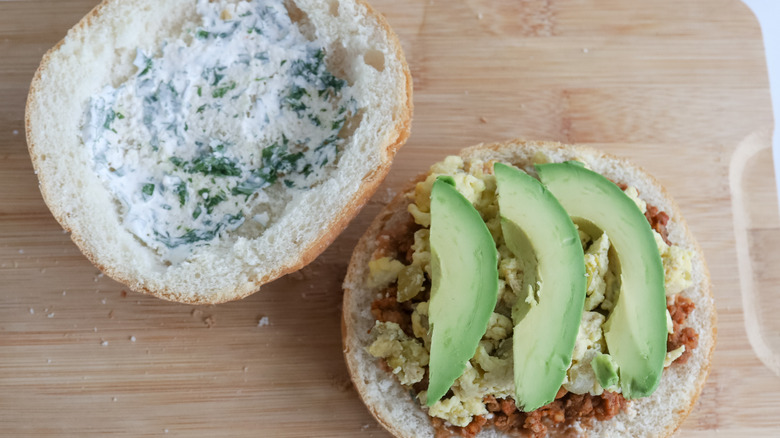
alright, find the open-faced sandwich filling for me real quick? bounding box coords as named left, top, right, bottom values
left=28, top=0, right=412, bottom=302
left=364, top=155, right=699, bottom=438
left=82, top=0, right=360, bottom=263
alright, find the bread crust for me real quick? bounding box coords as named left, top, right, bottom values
left=26, top=0, right=412, bottom=304
left=342, top=139, right=716, bottom=438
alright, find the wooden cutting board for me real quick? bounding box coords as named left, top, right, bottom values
left=1, top=0, right=778, bottom=436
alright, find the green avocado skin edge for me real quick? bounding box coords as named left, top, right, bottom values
left=494, top=163, right=586, bottom=412
left=536, top=162, right=667, bottom=399
left=426, top=177, right=499, bottom=406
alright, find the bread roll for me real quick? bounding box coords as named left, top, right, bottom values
left=26, top=0, right=412, bottom=303
left=342, top=140, right=716, bottom=438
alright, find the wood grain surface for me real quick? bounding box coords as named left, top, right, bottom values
left=1, top=0, right=779, bottom=436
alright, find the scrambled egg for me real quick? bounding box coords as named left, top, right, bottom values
left=426, top=393, right=488, bottom=427
left=485, top=312, right=514, bottom=341
left=654, top=231, right=694, bottom=296
left=395, top=229, right=433, bottom=302
left=624, top=186, right=647, bottom=214
left=411, top=301, right=431, bottom=348
left=368, top=321, right=429, bottom=385
left=498, top=249, right=523, bottom=308
left=583, top=233, right=610, bottom=311
left=367, top=257, right=404, bottom=289
left=408, top=156, right=488, bottom=227
left=367, top=158, right=696, bottom=426
left=664, top=346, right=686, bottom=367
left=563, top=311, right=613, bottom=396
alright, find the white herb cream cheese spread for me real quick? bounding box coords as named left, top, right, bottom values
left=81, top=0, right=358, bottom=263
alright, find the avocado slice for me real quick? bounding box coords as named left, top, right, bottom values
left=591, top=352, right=620, bottom=389
left=536, top=162, right=666, bottom=399
left=493, top=163, right=586, bottom=411
left=426, top=177, right=499, bottom=406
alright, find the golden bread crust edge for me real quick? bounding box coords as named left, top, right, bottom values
left=25, top=0, right=413, bottom=304
left=342, top=139, right=716, bottom=438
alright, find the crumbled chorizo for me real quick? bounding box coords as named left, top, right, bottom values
left=669, top=295, right=696, bottom=327
left=500, top=398, right=517, bottom=416
left=594, top=391, right=626, bottom=421
left=375, top=212, right=420, bottom=263
left=483, top=395, right=500, bottom=413
left=370, top=287, right=413, bottom=336
left=452, top=392, right=626, bottom=438
left=645, top=204, right=671, bottom=245
left=668, top=327, right=699, bottom=364
left=563, top=393, right=593, bottom=421
left=462, top=415, right=487, bottom=438
left=667, top=294, right=699, bottom=365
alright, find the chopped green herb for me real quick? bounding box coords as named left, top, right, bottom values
left=212, top=82, right=237, bottom=98
left=197, top=86, right=202, bottom=97
left=211, top=72, right=225, bottom=86
left=169, top=157, right=184, bottom=167
left=204, top=191, right=227, bottom=214
left=189, top=155, right=241, bottom=177
left=231, top=172, right=268, bottom=197
left=192, top=205, right=202, bottom=220
left=197, top=104, right=207, bottom=113
left=288, top=86, right=308, bottom=100
left=174, top=182, right=188, bottom=206
left=197, top=30, right=210, bottom=39
left=139, top=57, right=153, bottom=76
left=142, top=183, right=155, bottom=197
left=116, top=112, right=125, bottom=120
left=103, top=109, right=116, bottom=130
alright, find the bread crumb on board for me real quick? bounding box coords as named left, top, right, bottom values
left=257, top=316, right=270, bottom=327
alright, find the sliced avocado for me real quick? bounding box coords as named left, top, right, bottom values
left=493, top=163, right=586, bottom=411
left=426, top=177, right=499, bottom=406
left=591, top=352, right=619, bottom=389
left=536, top=162, right=666, bottom=399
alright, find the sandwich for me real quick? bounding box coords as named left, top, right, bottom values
left=342, top=139, right=716, bottom=437
left=26, top=0, right=411, bottom=303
